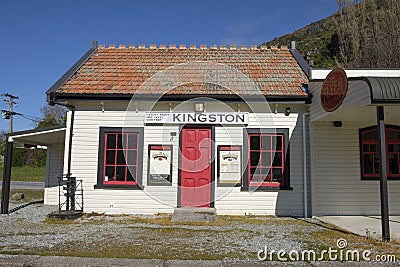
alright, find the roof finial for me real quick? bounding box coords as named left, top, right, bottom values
left=92, top=40, right=98, bottom=49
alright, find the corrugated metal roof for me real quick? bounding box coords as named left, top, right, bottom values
left=48, top=44, right=309, bottom=99
left=364, top=77, right=400, bottom=103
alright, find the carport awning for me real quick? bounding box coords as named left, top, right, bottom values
left=363, top=77, right=400, bottom=103
left=8, top=125, right=66, bottom=146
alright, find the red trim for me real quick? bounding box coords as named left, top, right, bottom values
left=220, top=146, right=241, bottom=151
left=361, top=126, right=400, bottom=179
left=150, top=145, right=171, bottom=151
left=103, top=132, right=139, bottom=185
left=247, top=133, right=285, bottom=187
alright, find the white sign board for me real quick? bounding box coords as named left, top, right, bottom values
left=218, top=146, right=242, bottom=185
left=148, top=145, right=172, bottom=185
left=145, top=112, right=249, bottom=124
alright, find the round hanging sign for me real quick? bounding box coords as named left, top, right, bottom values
left=321, top=68, right=348, bottom=112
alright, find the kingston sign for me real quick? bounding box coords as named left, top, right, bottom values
left=145, top=112, right=249, bottom=124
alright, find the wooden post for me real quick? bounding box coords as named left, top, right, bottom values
left=1, top=140, right=13, bottom=214
left=376, top=106, right=390, bottom=242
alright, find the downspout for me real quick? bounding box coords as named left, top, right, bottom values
left=50, top=99, right=76, bottom=211
left=302, top=112, right=310, bottom=218
left=49, top=99, right=75, bottom=176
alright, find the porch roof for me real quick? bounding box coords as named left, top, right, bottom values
left=362, top=77, right=400, bottom=103
left=8, top=125, right=66, bottom=146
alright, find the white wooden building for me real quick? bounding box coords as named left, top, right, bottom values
left=2, top=42, right=400, bottom=223
left=309, top=69, right=400, bottom=217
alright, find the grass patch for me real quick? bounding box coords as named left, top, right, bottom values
left=0, top=165, right=45, bottom=182
left=25, top=227, right=249, bottom=260
left=296, top=221, right=400, bottom=261
left=0, top=189, right=44, bottom=203
left=80, top=213, right=308, bottom=228
left=4, top=212, right=400, bottom=261
left=44, top=217, right=79, bottom=225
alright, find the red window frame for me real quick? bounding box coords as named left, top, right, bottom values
left=103, top=132, right=139, bottom=185
left=360, top=125, right=400, bottom=180
left=248, top=133, right=285, bottom=188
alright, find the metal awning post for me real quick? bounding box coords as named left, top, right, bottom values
left=376, top=106, right=390, bottom=242
left=1, top=140, right=13, bottom=214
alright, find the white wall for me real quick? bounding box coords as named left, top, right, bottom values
left=44, top=143, right=64, bottom=205
left=311, top=121, right=400, bottom=216
left=309, top=80, right=371, bottom=122
left=57, top=100, right=309, bottom=216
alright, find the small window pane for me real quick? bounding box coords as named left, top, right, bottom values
left=274, top=136, right=283, bottom=151
left=363, top=154, right=373, bottom=174
left=261, top=152, right=271, bottom=166
left=363, top=144, right=369, bottom=152
left=261, top=136, right=271, bottom=150
left=250, top=167, right=259, bottom=175
left=116, top=166, right=125, bottom=181
left=363, top=131, right=372, bottom=140
left=370, top=144, right=377, bottom=152
left=127, top=150, right=137, bottom=165
left=250, top=136, right=260, bottom=150
left=251, top=174, right=263, bottom=183
left=363, top=130, right=378, bottom=140
left=117, top=134, right=123, bottom=149
left=272, top=168, right=283, bottom=183
left=127, top=167, right=136, bottom=181
left=250, top=152, right=260, bottom=166
left=388, top=144, right=394, bottom=152
left=374, top=155, right=380, bottom=174
left=389, top=154, right=399, bottom=174
left=272, top=152, right=283, bottom=167
left=396, top=144, right=400, bottom=152
left=105, top=166, right=115, bottom=181
left=372, top=130, right=378, bottom=139
left=263, top=169, right=272, bottom=182
left=117, top=150, right=125, bottom=165
left=387, top=130, right=397, bottom=140
left=128, top=134, right=138, bottom=149
left=106, top=134, right=116, bottom=149
left=106, top=150, right=115, bottom=164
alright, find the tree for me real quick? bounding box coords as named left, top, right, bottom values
left=336, top=0, right=400, bottom=68
left=0, top=130, right=7, bottom=158
left=36, top=105, right=66, bottom=129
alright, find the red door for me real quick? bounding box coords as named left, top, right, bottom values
left=180, top=127, right=212, bottom=207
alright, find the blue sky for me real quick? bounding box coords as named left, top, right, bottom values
left=0, top=0, right=338, bottom=132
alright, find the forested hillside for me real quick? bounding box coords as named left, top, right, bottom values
left=262, top=0, right=400, bottom=68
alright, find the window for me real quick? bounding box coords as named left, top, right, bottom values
left=96, top=127, right=144, bottom=189
left=242, top=128, right=290, bottom=190
left=360, top=125, right=400, bottom=180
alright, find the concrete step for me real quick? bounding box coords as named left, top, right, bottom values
left=172, top=207, right=216, bottom=222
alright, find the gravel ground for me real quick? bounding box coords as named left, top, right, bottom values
left=0, top=203, right=399, bottom=265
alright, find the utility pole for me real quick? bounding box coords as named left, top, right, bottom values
left=2, top=93, right=19, bottom=133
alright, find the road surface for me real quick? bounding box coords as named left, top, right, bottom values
left=0, top=181, right=44, bottom=190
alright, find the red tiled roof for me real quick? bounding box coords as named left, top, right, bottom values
left=55, top=44, right=308, bottom=97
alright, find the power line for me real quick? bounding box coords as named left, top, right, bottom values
left=1, top=110, right=41, bottom=123
left=1, top=93, right=19, bottom=133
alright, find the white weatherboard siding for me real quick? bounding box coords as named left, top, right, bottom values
left=309, top=80, right=371, bottom=122
left=311, top=122, right=400, bottom=216
left=44, top=143, right=65, bottom=205
left=215, top=112, right=308, bottom=216
left=61, top=101, right=309, bottom=215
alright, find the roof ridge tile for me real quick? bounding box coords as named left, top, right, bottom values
left=98, top=44, right=293, bottom=51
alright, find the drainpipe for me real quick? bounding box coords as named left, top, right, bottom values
left=302, top=112, right=310, bottom=218
left=50, top=101, right=75, bottom=176
left=49, top=99, right=76, bottom=211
